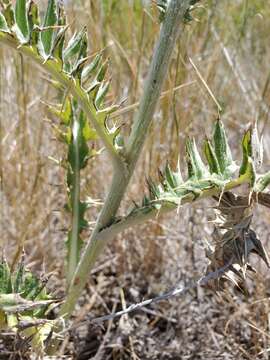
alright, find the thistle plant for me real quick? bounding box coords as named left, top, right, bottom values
left=1, top=0, right=270, bottom=355
left=0, top=253, right=60, bottom=356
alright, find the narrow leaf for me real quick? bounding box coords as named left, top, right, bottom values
left=96, top=60, right=108, bottom=82
left=213, top=119, right=234, bottom=177
left=51, top=25, right=67, bottom=62
left=186, top=138, right=208, bottom=180
left=38, top=0, right=58, bottom=60
left=13, top=0, right=30, bottom=43
left=204, top=138, right=220, bottom=175
left=81, top=53, right=102, bottom=84
left=164, top=162, right=182, bottom=191
left=239, top=128, right=251, bottom=176
left=63, top=26, right=87, bottom=62
left=95, top=81, right=110, bottom=109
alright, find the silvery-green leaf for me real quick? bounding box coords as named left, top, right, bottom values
left=95, top=81, right=110, bottom=109
left=164, top=162, right=183, bottom=191
left=63, top=26, right=87, bottom=62
left=213, top=119, right=235, bottom=178
left=186, top=137, right=208, bottom=180
left=81, top=53, right=102, bottom=84
left=13, top=0, right=30, bottom=44
left=96, top=60, right=108, bottom=82
left=38, top=0, right=58, bottom=60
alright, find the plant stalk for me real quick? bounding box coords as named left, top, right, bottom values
left=60, top=0, right=194, bottom=317
left=78, top=176, right=250, bottom=260
left=66, top=116, right=81, bottom=286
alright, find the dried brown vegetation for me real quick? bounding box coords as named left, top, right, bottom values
left=1, top=0, right=270, bottom=359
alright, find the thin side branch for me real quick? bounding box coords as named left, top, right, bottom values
left=90, top=177, right=249, bottom=250
left=91, top=262, right=232, bottom=323
left=0, top=32, right=122, bottom=169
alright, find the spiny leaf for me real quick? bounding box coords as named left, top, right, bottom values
left=96, top=60, right=108, bottom=82
left=95, top=81, right=110, bottom=109
left=213, top=119, right=235, bottom=178
left=163, top=162, right=183, bottom=191
left=0, top=253, right=58, bottom=354
left=186, top=137, right=208, bottom=180
left=128, top=119, right=270, bottom=224
left=13, top=0, right=30, bottom=44
left=38, top=0, right=58, bottom=60
left=71, top=55, right=88, bottom=79
left=50, top=3, right=66, bottom=62
left=147, top=178, right=162, bottom=200
left=81, top=53, right=102, bottom=84
left=156, top=0, right=168, bottom=22
left=63, top=26, right=87, bottom=62
left=51, top=24, right=67, bottom=62
left=240, top=125, right=263, bottom=177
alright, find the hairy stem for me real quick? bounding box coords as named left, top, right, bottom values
left=83, top=176, right=249, bottom=257
left=61, top=0, right=194, bottom=317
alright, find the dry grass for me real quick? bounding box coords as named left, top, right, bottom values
left=1, top=0, right=270, bottom=358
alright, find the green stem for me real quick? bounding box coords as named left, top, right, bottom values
left=88, top=176, right=249, bottom=253
left=67, top=116, right=81, bottom=286
left=60, top=0, right=194, bottom=318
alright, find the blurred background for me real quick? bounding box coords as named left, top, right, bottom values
left=1, top=0, right=270, bottom=358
